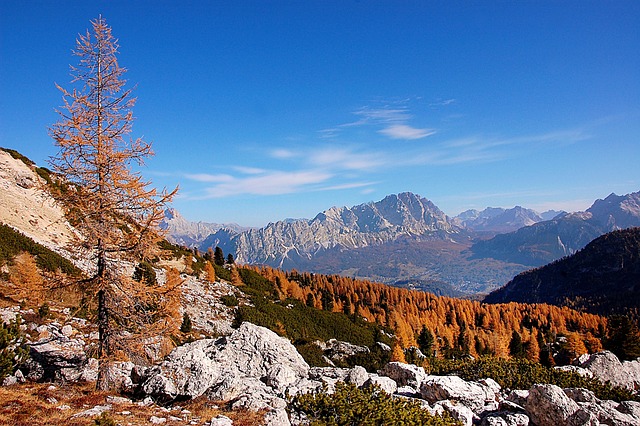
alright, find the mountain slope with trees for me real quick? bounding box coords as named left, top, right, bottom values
left=484, top=227, right=640, bottom=318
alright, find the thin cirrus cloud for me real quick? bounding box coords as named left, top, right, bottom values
left=186, top=146, right=384, bottom=199
left=198, top=169, right=334, bottom=198
left=379, top=124, right=436, bottom=140
left=323, top=102, right=436, bottom=141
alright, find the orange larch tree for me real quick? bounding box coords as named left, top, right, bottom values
left=49, top=16, right=178, bottom=390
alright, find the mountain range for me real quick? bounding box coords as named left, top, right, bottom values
left=471, top=191, right=640, bottom=267
left=162, top=191, right=640, bottom=295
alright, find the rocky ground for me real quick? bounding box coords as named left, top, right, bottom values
left=3, top=300, right=640, bottom=426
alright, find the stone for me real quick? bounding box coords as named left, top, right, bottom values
left=2, top=375, right=17, bottom=386
left=141, top=338, right=222, bottom=400
left=420, top=375, right=496, bottom=413
left=315, top=339, right=370, bottom=361
left=28, top=339, right=89, bottom=381
left=363, top=374, right=398, bottom=395
left=221, top=322, right=310, bottom=393
left=554, top=365, right=594, bottom=378
left=210, top=415, right=233, bottom=426
left=106, top=395, right=132, bottom=405
left=506, top=390, right=529, bottom=407
left=72, top=404, right=112, bottom=417
left=345, top=365, right=369, bottom=387
left=480, top=412, right=529, bottom=426
left=574, top=350, right=640, bottom=391
left=142, top=322, right=309, bottom=401
left=436, top=400, right=475, bottom=426
left=379, top=361, right=427, bottom=388
left=61, top=325, right=73, bottom=337
left=576, top=398, right=640, bottom=426
left=262, top=408, right=291, bottom=426
left=149, top=416, right=166, bottom=424
left=525, top=384, right=579, bottom=426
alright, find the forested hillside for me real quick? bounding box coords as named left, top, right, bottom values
left=485, top=228, right=640, bottom=318
left=241, top=264, right=607, bottom=363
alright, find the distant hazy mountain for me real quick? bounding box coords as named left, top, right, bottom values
left=484, top=227, right=640, bottom=316
left=471, top=191, right=640, bottom=267
left=159, top=208, right=248, bottom=248
left=453, top=206, right=544, bottom=234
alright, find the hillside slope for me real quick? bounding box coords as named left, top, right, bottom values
left=0, top=149, right=76, bottom=250
left=484, top=228, right=640, bottom=316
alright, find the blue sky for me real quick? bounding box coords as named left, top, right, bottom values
left=1, top=1, right=639, bottom=227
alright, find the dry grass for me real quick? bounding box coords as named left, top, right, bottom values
left=0, top=382, right=266, bottom=425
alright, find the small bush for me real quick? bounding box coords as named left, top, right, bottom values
left=133, top=261, right=157, bottom=285
left=94, top=412, right=116, bottom=426
left=220, top=294, right=238, bottom=307
left=0, top=316, right=29, bottom=382
left=38, top=303, right=50, bottom=318
left=428, top=356, right=639, bottom=403
left=290, top=382, right=461, bottom=425
left=180, top=312, right=193, bottom=333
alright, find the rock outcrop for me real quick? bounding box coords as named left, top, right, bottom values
left=141, top=322, right=310, bottom=424
left=573, top=351, right=640, bottom=392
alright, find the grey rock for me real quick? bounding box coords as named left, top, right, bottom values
left=563, top=388, right=598, bottom=404
left=72, top=404, right=112, bottom=418
left=142, top=322, right=309, bottom=403
left=506, top=390, right=529, bottom=407
left=379, top=361, right=427, bottom=388
left=106, top=395, right=133, bottom=405
left=345, top=365, right=369, bottom=387
left=210, top=415, right=233, bottom=426
left=420, top=375, right=498, bottom=413
left=262, top=408, right=291, bottom=426
left=618, top=400, right=640, bottom=418
left=61, top=325, right=73, bottom=337
left=525, top=384, right=580, bottom=426
left=363, top=374, right=398, bottom=395
left=577, top=398, right=640, bottom=426
left=480, top=412, right=529, bottom=426
left=28, top=339, right=91, bottom=382
left=315, top=339, right=369, bottom=361
left=574, top=351, right=640, bottom=392
left=554, top=365, right=594, bottom=378
left=436, top=400, right=475, bottom=426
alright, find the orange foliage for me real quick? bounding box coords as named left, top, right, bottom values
left=245, top=265, right=607, bottom=359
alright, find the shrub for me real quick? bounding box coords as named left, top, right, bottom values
left=290, top=382, right=461, bottom=425
left=221, top=294, right=239, bottom=307
left=0, top=316, right=29, bottom=382
left=94, top=412, right=116, bottom=426
left=180, top=312, right=193, bottom=333
left=428, top=356, right=639, bottom=403
left=132, top=261, right=157, bottom=285
left=38, top=303, right=50, bottom=318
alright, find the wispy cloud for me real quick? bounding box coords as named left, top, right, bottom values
left=402, top=128, right=592, bottom=166
left=379, top=124, right=436, bottom=140
left=322, top=99, right=436, bottom=141
left=308, top=148, right=385, bottom=171
left=185, top=173, right=234, bottom=183
left=270, top=148, right=298, bottom=159
left=429, top=98, right=456, bottom=107
left=200, top=169, right=333, bottom=198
